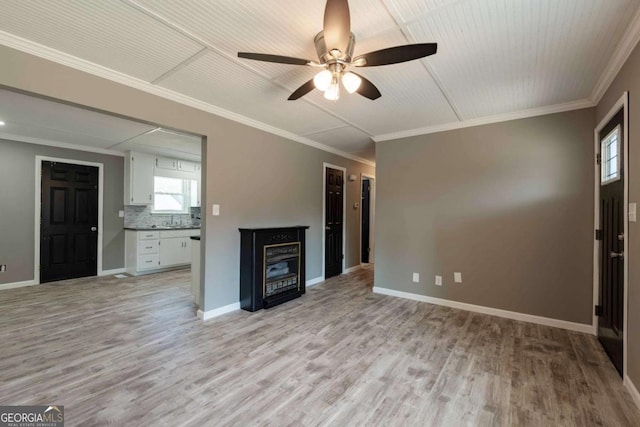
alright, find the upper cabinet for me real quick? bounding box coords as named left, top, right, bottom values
left=156, top=157, right=177, bottom=171
left=124, top=152, right=154, bottom=205
left=178, top=160, right=196, bottom=173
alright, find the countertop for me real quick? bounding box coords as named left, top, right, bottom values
left=125, top=226, right=201, bottom=231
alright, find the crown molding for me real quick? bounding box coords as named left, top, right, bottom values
left=373, top=98, right=595, bottom=142
left=590, top=6, right=640, bottom=104
left=0, top=132, right=126, bottom=157
left=0, top=31, right=375, bottom=167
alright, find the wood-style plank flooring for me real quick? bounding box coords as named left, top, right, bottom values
left=1, top=266, right=639, bottom=426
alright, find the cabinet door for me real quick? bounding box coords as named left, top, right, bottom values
left=130, top=153, right=154, bottom=205
left=160, top=237, right=191, bottom=266
left=156, top=157, right=177, bottom=170
left=178, top=160, right=196, bottom=172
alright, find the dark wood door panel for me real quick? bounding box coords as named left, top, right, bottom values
left=41, top=161, right=99, bottom=283
left=325, top=167, right=344, bottom=279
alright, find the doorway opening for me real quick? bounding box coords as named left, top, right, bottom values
left=360, top=174, right=375, bottom=264
left=593, top=92, right=628, bottom=378
left=323, top=163, right=346, bottom=280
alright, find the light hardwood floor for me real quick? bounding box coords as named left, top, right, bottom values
left=1, top=266, right=639, bottom=426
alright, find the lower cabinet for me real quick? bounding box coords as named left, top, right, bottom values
left=125, top=229, right=200, bottom=275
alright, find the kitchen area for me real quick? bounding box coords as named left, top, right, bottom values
left=121, top=130, right=203, bottom=307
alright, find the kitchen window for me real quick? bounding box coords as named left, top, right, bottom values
left=153, top=176, right=189, bottom=213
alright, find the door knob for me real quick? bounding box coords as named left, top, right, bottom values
left=91, top=227, right=97, bottom=232
left=325, top=226, right=331, bottom=230
left=610, top=251, right=624, bottom=259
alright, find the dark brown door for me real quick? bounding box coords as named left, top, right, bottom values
left=361, top=179, right=371, bottom=263
left=41, top=161, right=99, bottom=283
left=597, top=109, right=624, bottom=376
left=325, top=167, right=344, bottom=279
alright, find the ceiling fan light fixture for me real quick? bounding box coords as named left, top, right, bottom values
left=341, top=72, right=361, bottom=94
left=313, top=70, right=333, bottom=91
left=324, top=78, right=340, bottom=101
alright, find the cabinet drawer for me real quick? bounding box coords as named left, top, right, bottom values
left=138, top=231, right=160, bottom=240
left=138, top=254, right=160, bottom=270
left=160, top=229, right=200, bottom=239
left=138, top=239, right=159, bottom=255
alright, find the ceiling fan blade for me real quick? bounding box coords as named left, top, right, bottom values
left=238, top=52, right=311, bottom=66
left=351, top=73, right=381, bottom=100
left=288, top=79, right=316, bottom=100
left=353, top=43, right=437, bottom=67
left=323, top=0, right=351, bottom=53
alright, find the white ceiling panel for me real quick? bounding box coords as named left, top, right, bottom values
left=114, top=129, right=202, bottom=161
left=158, top=51, right=347, bottom=136
left=0, top=0, right=204, bottom=82
left=0, top=89, right=156, bottom=147
left=305, top=126, right=374, bottom=156
left=401, top=0, right=639, bottom=118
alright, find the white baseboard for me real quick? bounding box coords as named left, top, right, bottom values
left=0, top=280, right=37, bottom=291
left=344, top=265, right=362, bottom=274
left=625, top=375, right=640, bottom=411
left=197, top=302, right=241, bottom=321
left=306, top=276, right=324, bottom=288
left=99, top=268, right=126, bottom=276
left=372, top=287, right=593, bottom=334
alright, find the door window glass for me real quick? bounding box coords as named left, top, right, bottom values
left=601, top=125, right=621, bottom=185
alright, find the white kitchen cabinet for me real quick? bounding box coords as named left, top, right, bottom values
left=156, top=157, right=177, bottom=170
left=125, top=229, right=199, bottom=276
left=178, top=160, right=196, bottom=172
left=160, top=237, right=191, bottom=267
left=124, top=152, right=154, bottom=205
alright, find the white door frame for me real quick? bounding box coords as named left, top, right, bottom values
left=322, top=163, right=347, bottom=279
left=35, top=156, right=104, bottom=284
left=360, top=173, right=375, bottom=265
left=592, top=91, right=628, bottom=379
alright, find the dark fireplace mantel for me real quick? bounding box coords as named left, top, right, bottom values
left=239, top=226, right=309, bottom=312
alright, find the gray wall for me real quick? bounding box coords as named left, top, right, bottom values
left=375, top=108, right=595, bottom=325
left=597, top=41, right=640, bottom=386
left=0, top=45, right=374, bottom=309
left=0, top=139, right=124, bottom=284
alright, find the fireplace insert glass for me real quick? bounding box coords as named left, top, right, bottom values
left=263, top=242, right=300, bottom=298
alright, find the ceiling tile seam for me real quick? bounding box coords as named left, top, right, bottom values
left=372, top=98, right=595, bottom=142
left=381, top=0, right=464, bottom=122
left=589, top=3, right=640, bottom=104
left=0, top=31, right=374, bottom=166
left=151, top=47, right=210, bottom=85
left=302, top=125, right=353, bottom=137
left=386, top=0, right=474, bottom=29
left=107, top=127, right=159, bottom=149
left=121, top=0, right=378, bottom=138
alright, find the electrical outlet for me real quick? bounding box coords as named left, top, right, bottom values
left=454, top=272, right=462, bottom=283
left=212, top=204, right=220, bottom=216
left=435, top=275, right=442, bottom=286
left=0, top=265, right=6, bottom=272
left=412, top=272, right=419, bottom=283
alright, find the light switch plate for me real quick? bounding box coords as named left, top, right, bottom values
left=629, top=203, right=637, bottom=223
left=435, top=275, right=442, bottom=286
left=212, top=204, right=220, bottom=216
left=454, top=272, right=462, bottom=283
left=412, top=272, right=419, bottom=283
left=118, top=210, right=124, bottom=218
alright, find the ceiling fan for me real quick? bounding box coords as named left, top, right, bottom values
left=237, top=0, right=437, bottom=101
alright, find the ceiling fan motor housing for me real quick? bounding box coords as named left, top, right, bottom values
left=314, top=31, right=356, bottom=63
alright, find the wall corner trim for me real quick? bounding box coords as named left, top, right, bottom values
left=306, top=276, right=324, bottom=288
left=197, top=303, right=241, bottom=321
left=0, top=280, right=37, bottom=291
left=372, top=286, right=594, bottom=335
left=590, top=7, right=640, bottom=104
left=99, top=268, right=126, bottom=276
left=624, top=376, right=640, bottom=411
left=0, top=30, right=374, bottom=168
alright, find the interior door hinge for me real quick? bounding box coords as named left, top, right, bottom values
left=595, top=229, right=603, bottom=240
left=596, top=153, right=602, bottom=165
left=595, top=305, right=603, bottom=316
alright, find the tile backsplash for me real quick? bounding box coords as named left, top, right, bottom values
left=125, top=205, right=201, bottom=228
